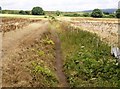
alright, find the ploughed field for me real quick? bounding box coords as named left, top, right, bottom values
left=1, top=17, right=42, bottom=33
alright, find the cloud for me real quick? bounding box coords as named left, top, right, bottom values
left=0, top=0, right=119, bottom=11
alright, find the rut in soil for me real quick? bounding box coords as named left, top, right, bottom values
left=52, top=30, right=69, bottom=87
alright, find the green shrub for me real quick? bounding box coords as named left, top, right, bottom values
left=64, top=13, right=81, bottom=17
left=44, top=16, right=47, bottom=18
left=103, top=12, right=110, bottom=15
left=103, top=14, right=116, bottom=18
left=32, top=7, right=45, bottom=15
left=109, top=14, right=116, bottom=18
left=83, top=13, right=90, bottom=17
left=19, top=10, right=26, bottom=15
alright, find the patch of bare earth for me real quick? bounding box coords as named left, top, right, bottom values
left=51, top=29, right=69, bottom=87
left=2, top=19, right=69, bottom=87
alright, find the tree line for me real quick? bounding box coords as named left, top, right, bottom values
left=0, top=6, right=120, bottom=18
left=64, top=9, right=120, bottom=18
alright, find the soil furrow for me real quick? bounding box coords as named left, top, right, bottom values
left=53, top=31, right=68, bottom=87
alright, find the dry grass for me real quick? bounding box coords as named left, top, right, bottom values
left=2, top=28, right=58, bottom=87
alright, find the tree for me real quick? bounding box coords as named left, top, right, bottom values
left=91, top=9, right=103, bottom=18
left=32, top=7, right=44, bottom=15
left=109, top=14, right=115, bottom=18
left=19, top=10, right=26, bottom=15
left=116, top=9, right=120, bottom=18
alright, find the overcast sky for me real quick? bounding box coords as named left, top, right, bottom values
left=0, top=0, right=120, bottom=11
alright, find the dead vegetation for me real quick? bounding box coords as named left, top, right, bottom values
left=2, top=30, right=59, bottom=87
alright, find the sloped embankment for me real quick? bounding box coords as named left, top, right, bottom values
left=54, top=21, right=120, bottom=87
left=70, top=18, right=118, bottom=46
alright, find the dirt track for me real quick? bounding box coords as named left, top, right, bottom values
left=3, top=21, right=48, bottom=61
left=51, top=29, right=69, bottom=87
left=2, top=21, right=51, bottom=87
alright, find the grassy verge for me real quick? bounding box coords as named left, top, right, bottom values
left=57, top=22, right=120, bottom=87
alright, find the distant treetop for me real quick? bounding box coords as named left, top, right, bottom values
left=32, top=7, right=44, bottom=15
left=91, top=9, right=103, bottom=18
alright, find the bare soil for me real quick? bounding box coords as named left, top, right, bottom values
left=2, top=20, right=51, bottom=87
left=2, top=19, right=68, bottom=87
left=51, top=30, right=69, bottom=87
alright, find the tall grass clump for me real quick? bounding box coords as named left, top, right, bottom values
left=58, top=24, right=120, bottom=87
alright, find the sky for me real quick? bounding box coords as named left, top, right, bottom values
left=0, top=0, right=120, bottom=11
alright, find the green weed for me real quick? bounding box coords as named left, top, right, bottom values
left=58, top=24, right=120, bottom=87
left=42, top=36, right=55, bottom=45
left=31, top=62, right=58, bottom=87
left=37, top=50, right=45, bottom=56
